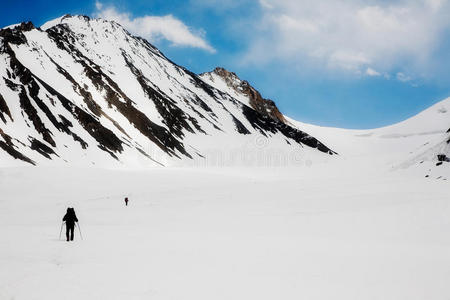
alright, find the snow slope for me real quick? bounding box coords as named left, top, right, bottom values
left=202, top=67, right=450, bottom=174
left=0, top=16, right=334, bottom=168
left=286, top=98, right=450, bottom=176
left=1, top=165, right=450, bottom=300
left=288, top=97, right=450, bottom=156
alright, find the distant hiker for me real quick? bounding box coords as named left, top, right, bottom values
left=63, top=207, right=78, bottom=241
left=125, top=197, right=129, bottom=206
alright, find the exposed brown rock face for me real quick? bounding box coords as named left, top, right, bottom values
left=210, top=67, right=287, bottom=124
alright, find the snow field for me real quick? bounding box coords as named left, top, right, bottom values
left=1, top=165, right=450, bottom=299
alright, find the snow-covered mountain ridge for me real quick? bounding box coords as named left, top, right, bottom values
left=285, top=97, right=450, bottom=177
left=0, top=15, right=335, bottom=167
left=199, top=58, right=450, bottom=173
left=0, top=15, right=448, bottom=173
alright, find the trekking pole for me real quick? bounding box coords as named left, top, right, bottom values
left=59, top=222, right=65, bottom=240
left=76, top=222, right=83, bottom=240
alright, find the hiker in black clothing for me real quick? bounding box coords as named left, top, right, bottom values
left=125, top=197, right=129, bottom=206
left=63, top=207, right=78, bottom=241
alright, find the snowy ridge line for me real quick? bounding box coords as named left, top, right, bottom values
left=283, top=97, right=450, bottom=176
left=0, top=15, right=336, bottom=168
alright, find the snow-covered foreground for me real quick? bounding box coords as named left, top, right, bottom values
left=1, top=164, right=449, bottom=300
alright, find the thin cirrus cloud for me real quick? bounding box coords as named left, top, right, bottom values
left=240, top=0, right=450, bottom=83
left=94, top=1, right=216, bottom=53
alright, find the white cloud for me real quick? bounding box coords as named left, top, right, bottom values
left=366, top=67, right=381, bottom=77
left=95, top=1, right=102, bottom=10
left=259, top=0, right=274, bottom=10
left=396, top=72, right=412, bottom=82
left=94, top=2, right=216, bottom=53
left=241, top=0, right=450, bottom=79
left=425, top=0, right=446, bottom=11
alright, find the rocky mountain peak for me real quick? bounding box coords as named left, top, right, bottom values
left=0, top=22, right=36, bottom=46
left=0, top=15, right=335, bottom=167
left=16, top=22, right=36, bottom=31
left=206, top=67, right=287, bottom=124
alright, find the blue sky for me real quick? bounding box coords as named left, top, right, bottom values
left=1, top=0, right=450, bottom=128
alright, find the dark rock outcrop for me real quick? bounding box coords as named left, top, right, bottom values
left=206, top=67, right=287, bottom=124
left=0, top=129, right=35, bottom=165
left=29, top=137, right=58, bottom=159
left=437, top=154, right=449, bottom=162
left=0, top=93, right=12, bottom=123
left=241, top=105, right=336, bottom=154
